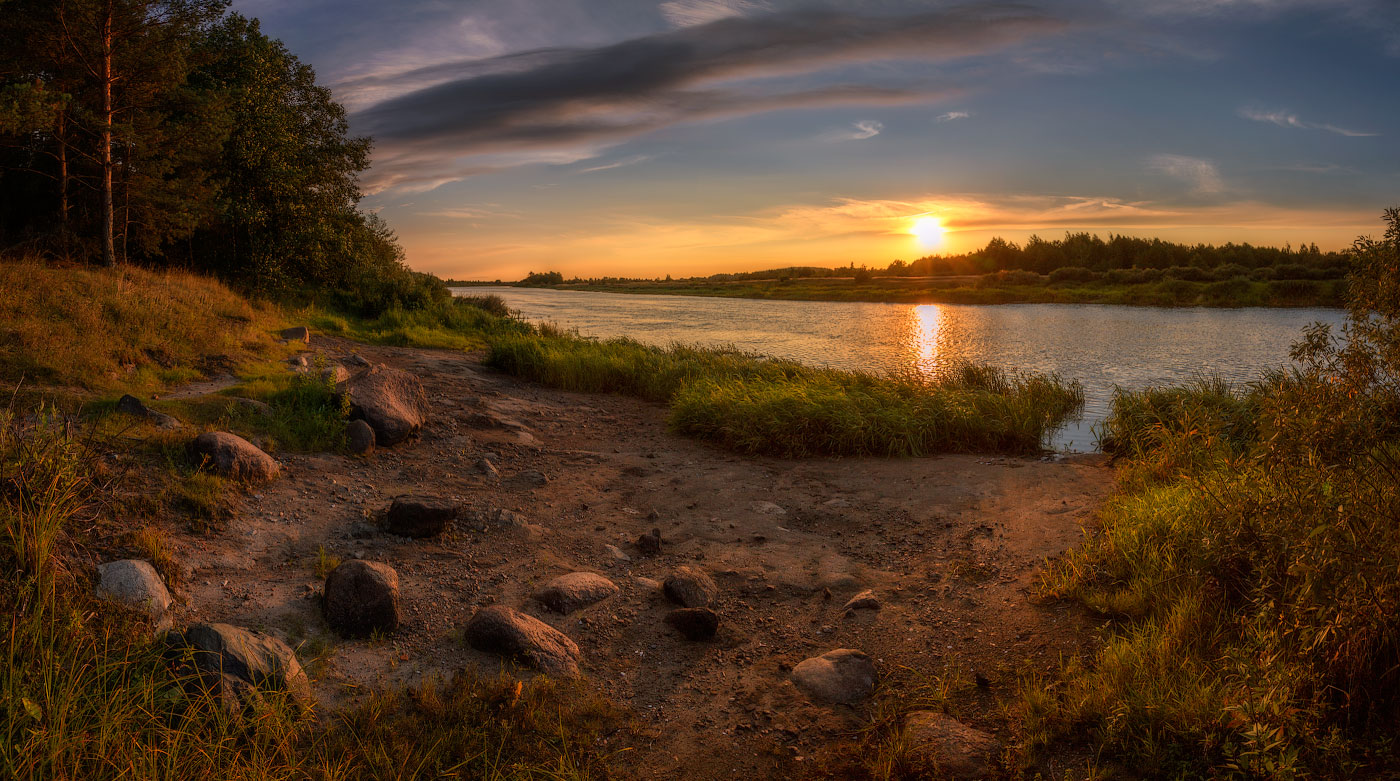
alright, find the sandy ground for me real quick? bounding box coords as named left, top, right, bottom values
left=163, top=337, right=1113, bottom=778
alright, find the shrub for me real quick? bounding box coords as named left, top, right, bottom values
left=1047, top=266, right=1100, bottom=283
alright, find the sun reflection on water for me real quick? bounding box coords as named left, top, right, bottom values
left=909, top=304, right=943, bottom=376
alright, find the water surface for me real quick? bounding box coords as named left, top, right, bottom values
left=454, top=287, right=1344, bottom=451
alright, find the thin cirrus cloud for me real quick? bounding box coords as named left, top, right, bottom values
left=350, top=5, right=1071, bottom=192
left=1148, top=153, right=1225, bottom=194
left=936, top=110, right=971, bottom=122
left=825, top=119, right=884, bottom=142
left=659, top=0, right=770, bottom=27
left=1238, top=106, right=1379, bottom=137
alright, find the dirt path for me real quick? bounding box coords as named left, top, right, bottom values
left=166, top=337, right=1113, bottom=778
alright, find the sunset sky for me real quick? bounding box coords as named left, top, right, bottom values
left=232, top=0, right=1398, bottom=280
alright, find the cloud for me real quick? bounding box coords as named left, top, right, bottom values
left=1239, top=106, right=1378, bottom=137
left=936, top=110, right=971, bottom=122
left=351, top=6, right=1070, bottom=192
left=827, top=119, right=884, bottom=141
left=1148, top=154, right=1225, bottom=193
left=660, top=0, right=769, bottom=28
left=576, top=154, right=654, bottom=174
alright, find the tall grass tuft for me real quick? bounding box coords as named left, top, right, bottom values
left=488, top=332, right=1083, bottom=457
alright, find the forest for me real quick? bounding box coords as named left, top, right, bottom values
left=0, top=0, right=444, bottom=314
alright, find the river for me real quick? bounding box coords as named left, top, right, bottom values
left=452, top=287, right=1345, bottom=451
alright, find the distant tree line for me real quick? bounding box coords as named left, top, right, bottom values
left=0, top=0, right=445, bottom=313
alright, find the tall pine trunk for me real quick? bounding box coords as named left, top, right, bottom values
left=100, top=1, right=115, bottom=266
left=57, top=110, right=70, bottom=257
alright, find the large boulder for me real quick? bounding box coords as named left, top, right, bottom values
left=663, top=565, right=718, bottom=608
left=463, top=605, right=580, bottom=677
left=791, top=649, right=876, bottom=705
left=280, top=326, right=310, bottom=343
left=343, top=365, right=428, bottom=446
left=903, top=711, right=1002, bottom=780
left=323, top=560, right=400, bottom=637
left=534, top=572, right=618, bottom=614
left=187, top=432, right=279, bottom=481
left=167, top=623, right=312, bottom=706
left=96, top=559, right=172, bottom=617
left=385, top=495, right=458, bottom=538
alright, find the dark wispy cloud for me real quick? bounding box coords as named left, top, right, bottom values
left=351, top=4, right=1070, bottom=191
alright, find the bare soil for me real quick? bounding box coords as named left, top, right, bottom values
left=163, top=336, right=1113, bottom=778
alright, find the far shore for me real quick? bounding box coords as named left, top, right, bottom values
left=449, top=275, right=1345, bottom=309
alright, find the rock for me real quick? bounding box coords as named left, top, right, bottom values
left=534, top=572, right=618, bottom=614
left=822, top=497, right=853, bottom=509
left=791, top=649, right=876, bottom=704
left=636, top=527, right=662, bottom=556
left=280, top=326, right=310, bottom=343
left=347, top=419, right=376, bottom=455
left=750, top=500, right=786, bottom=516
left=903, top=711, right=1002, bottom=779
left=509, top=469, right=549, bottom=488
left=385, top=495, right=458, bottom=538
left=345, top=353, right=372, bottom=368
left=465, top=506, right=529, bottom=531
left=322, top=365, right=350, bottom=384
left=463, top=605, right=580, bottom=677
left=476, top=458, right=501, bottom=480
left=167, top=623, right=312, bottom=705
left=605, top=544, right=632, bottom=563
left=843, top=590, right=881, bottom=611
left=188, top=432, right=279, bottom=482
left=663, top=565, right=718, bottom=608
left=343, top=365, right=428, bottom=446
left=288, top=354, right=310, bottom=367
left=665, top=607, right=719, bottom=640
left=116, top=394, right=183, bottom=430
left=323, top=560, right=400, bottom=637
left=96, top=559, right=172, bottom=617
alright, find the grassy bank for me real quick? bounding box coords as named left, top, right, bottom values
left=487, top=332, right=1083, bottom=457
left=1017, top=211, right=1400, bottom=776
left=519, top=274, right=1344, bottom=309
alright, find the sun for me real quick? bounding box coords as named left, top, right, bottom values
left=909, top=216, right=944, bottom=247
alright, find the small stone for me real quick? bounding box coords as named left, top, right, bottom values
left=96, top=559, right=172, bottom=617
left=476, top=458, right=500, bottom=480
left=116, top=394, right=183, bottom=430
left=903, top=711, right=1002, bottom=779
left=323, top=560, right=399, bottom=637
left=116, top=394, right=150, bottom=417
left=385, top=495, right=458, bottom=538
left=280, top=326, right=311, bottom=343
left=843, top=590, right=881, bottom=611
left=605, top=544, right=632, bottom=563
left=665, top=607, right=719, bottom=641
left=750, top=501, right=786, bottom=516
left=636, top=527, right=662, bottom=556
left=466, top=506, right=528, bottom=531
left=791, top=649, right=876, bottom=704
left=663, top=565, right=718, bottom=608
left=187, top=432, right=279, bottom=482
left=463, top=605, right=580, bottom=677
left=534, top=572, right=618, bottom=614
left=345, top=353, right=372, bottom=368
left=228, top=397, right=272, bottom=416
left=347, top=419, right=376, bottom=455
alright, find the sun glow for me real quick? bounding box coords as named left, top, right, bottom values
left=909, top=215, right=944, bottom=248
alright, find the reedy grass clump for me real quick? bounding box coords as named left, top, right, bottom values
left=305, top=295, right=530, bottom=352
left=487, top=332, right=1083, bottom=457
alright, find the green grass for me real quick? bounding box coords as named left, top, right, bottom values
left=303, top=295, right=529, bottom=352
left=487, top=332, right=1084, bottom=457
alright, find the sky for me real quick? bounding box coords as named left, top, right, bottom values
left=231, top=0, right=1400, bottom=280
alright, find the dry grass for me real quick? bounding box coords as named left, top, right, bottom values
left=0, top=256, right=284, bottom=395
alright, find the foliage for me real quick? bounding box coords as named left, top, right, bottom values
left=1024, top=209, right=1400, bottom=776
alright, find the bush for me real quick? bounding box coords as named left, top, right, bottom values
left=976, top=269, right=1045, bottom=287
left=1047, top=266, right=1100, bottom=283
